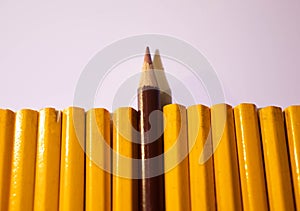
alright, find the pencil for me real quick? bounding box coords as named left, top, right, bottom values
left=234, top=104, right=268, bottom=211
left=211, top=104, right=242, bottom=210
left=34, top=108, right=62, bottom=211
left=153, top=49, right=172, bottom=107
left=187, top=105, right=215, bottom=211
left=164, top=104, right=190, bottom=211
left=258, top=106, right=295, bottom=210
left=138, top=47, right=164, bottom=211
left=8, top=109, right=38, bottom=211
left=284, top=105, right=300, bottom=210
left=86, top=108, right=111, bottom=211
left=59, top=107, right=85, bottom=211
left=0, top=109, right=15, bottom=211
left=112, top=107, right=138, bottom=211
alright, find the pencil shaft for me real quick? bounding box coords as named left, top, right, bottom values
left=164, top=104, right=190, bottom=211
left=59, top=107, right=85, bottom=211
left=0, top=109, right=15, bottom=211
left=234, top=104, right=268, bottom=211
left=112, top=107, right=138, bottom=211
left=285, top=106, right=300, bottom=210
left=138, top=88, right=164, bottom=211
left=86, top=108, right=111, bottom=211
left=8, top=109, right=38, bottom=211
left=34, top=108, right=61, bottom=211
left=259, top=106, right=295, bottom=210
left=211, top=104, right=242, bottom=210
left=187, top=105, right=215, bottom=211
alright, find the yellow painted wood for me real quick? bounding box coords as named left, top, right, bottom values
left=259, top=106, right=295, bottom=210
left=211, top=104, right=242, bottom=210
left=284, top=106, right=300, bottom=210
left=234, top=104, right=268, bottom=211
left=8, top=109, right=38, bottom=211
left=112, top=107, right=138, bottom=211
left=0, top=109, right=15, bottom=211
left=59, top=107, right=85, bottom=211
left=164, top=104, right=190, bottom=211
left=86, top=108, right=111, bottom=211
left=187, top=105, right=215, bottom=211
left=34, top=108, right=62, bottom=211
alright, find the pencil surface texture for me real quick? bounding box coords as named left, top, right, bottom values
left=234, top=104, right=268, bottom=211
left=112, top=107, right=138, bottom=211
left=59, top=107, right=85, bottom=211
left=34, top=108, right=61, bottom=211
left=0, top=109, right=15, bottom=211
left=164, top=104, right=190, bottom=211
left=187, top=105, right=215, bottom=211
left=211, top=104, right=242, bottom=210
left=86, top=108, right=111, bottom=211
left=259, top=106, right=295, bottom=210
left=285, top=106, right=300, bottom=210
left=8, top=109, right=38, bottom=211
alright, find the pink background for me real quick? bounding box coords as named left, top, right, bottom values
left=1, top=1, right=299, bottom=111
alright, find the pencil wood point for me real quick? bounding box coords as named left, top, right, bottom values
left=139, top=47, right=158, bottom=89
left=144, top=47, right=152, bottom=64
left=153, top=49, right=163, bottom=70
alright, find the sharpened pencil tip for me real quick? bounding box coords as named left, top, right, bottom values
left=144, top=47, right=152, bottom=64
left=153, top=49, right=163, bottom=70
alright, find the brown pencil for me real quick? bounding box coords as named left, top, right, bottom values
left=138, top=47, right=165, bottom=211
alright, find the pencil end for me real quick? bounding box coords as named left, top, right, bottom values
left=144, top=46, right=152, bottom=64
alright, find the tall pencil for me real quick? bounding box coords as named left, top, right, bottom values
left=138, top=47, right=164, bottom=211
left=0, top=109, right=15, bottom=211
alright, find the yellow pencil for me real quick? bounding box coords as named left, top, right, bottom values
left=86, top=108, right=111, bottom=211
left=59, top=107, right=85, bottom=211
left=211, top=104, right=242, bottom=210
left=34, top=108, right=61, bottom=211
left=8, top=109, right=38, bottom=211
left=112, top=107, right=138, bottom=211
left=284, top=106, right=300, bottom=210
left=259, top=106, right=295, bottom=210
left=0, top=109, right=15, bottom=211
left=164, top=104, right=190, bottom=211
left=234, top=104, right=268, bottom=211
left=187, top=105, right=215, bottom=211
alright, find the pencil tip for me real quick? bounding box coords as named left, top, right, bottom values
left=153, top=49, right=163, bottom=70
left=144, top=46, right=152, bottom=64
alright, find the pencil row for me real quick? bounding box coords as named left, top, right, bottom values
left=0, top=104, right=299, bottom=211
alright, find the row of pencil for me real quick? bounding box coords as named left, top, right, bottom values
left=0, top=103, right=299, bottom=211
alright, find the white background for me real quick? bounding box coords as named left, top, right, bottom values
left=1, top=0, right=299, bottom=111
